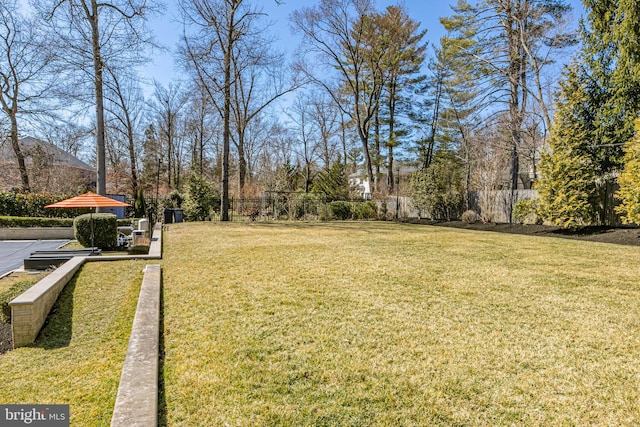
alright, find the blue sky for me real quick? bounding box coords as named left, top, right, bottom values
left=148, top=0, right=587, bottom=87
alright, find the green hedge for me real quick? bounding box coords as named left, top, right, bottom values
left=328, top=201, right=353, bottom=220
left=74, top=213, right=117, bottom=250
left=0, top=191, right=92, bottom=218
left=0, top=216, right=75, bottom=227
left=0, top=216, right=132, bottom=228
left=353, top=201, right=379, bottom=220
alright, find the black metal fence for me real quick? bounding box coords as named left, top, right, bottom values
left=210, top=192, right=329, bottom=222
left=208, top=192, right=382, bottom=222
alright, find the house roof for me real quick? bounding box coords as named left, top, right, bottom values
left=0, top=136, right=94, bottom=171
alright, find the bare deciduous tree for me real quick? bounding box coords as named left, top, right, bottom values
left=179, top=0, right=254, bottom=220
left=0, top=1, right=55, bottom=191
left=104, top=66, right=145, bottom=199
left=39, top=0, right=158, bottom=198
left=150, top=81, right=189, bottom=190
left=292, top=0, right=379, bottom=189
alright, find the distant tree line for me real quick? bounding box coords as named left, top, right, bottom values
left=2, top=0, right=640, bottom=226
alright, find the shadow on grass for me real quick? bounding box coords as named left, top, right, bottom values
left=158, top=279, right=167, bottom=426
left=32, top=278, right=77, bottom=350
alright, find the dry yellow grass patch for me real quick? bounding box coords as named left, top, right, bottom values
left=0, top=260, right=144, bottom=425
left=160, top=222, right=640, bottom=426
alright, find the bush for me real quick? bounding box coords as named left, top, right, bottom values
left=294, top=193, right=322, bottom=219
left=182, top=175, right=218, bottom=221
left=408, top=153, right=464, bottom=220
left=134, top=189, right=147, bottom=218
left=74, top=213, right=117, bottom=249
left=353, top=201, right=378, bottom=220
left=0, top=216, right=75, bottom=227
left=128, top=245, right=150, bottom=255
left=461, top=210, right=478, bottom=224
left=164, top=190, right=184, bottom=209
left=513, top=199, right=541, bottom=224
left=328, top=201, right=353, bottom=220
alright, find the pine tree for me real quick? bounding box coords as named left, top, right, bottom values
left=538, top=0, right=640, bottom=225
left=440, top=0, right=576, bottom=223
left=615, top=119, right=640, bottom=224
left=536, top=65, right=596, bottom=227
left=313, top=159, right=349, bottom=201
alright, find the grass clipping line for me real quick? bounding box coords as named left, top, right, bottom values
left=161, top=222, right=640, bottom=426
left=0, top=261, right=143, bottom=425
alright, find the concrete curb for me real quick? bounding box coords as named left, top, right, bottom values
left=110, top=264, right=161, bottom=427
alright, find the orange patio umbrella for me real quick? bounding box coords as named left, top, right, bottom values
left=46, top=192, right=131, bottom=248
left=45, top=192, right=131, bottom=210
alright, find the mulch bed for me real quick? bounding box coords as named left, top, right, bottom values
left=416, top=220, right=640, bottom=246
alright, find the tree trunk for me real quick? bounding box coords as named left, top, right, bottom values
left=357, top=126, right=374, bottom=195
left=388, top=146, right=395, bottom=192
left=221, top=6, right=233, bottom=221
left=387, top=81, right=397, bottom=191
left=374, top=107, right=381, bottom=190
left=9, top=115, right=30, bottom=192
left=506, top=0, right=523, bottom=225
left=90, top=0, right=107, bottom=198
left=238, top=139, right=247, bottom=197
left=127, top=127, right=138, bottom=199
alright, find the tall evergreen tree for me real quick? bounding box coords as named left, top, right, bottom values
left=374, top=6, right=426, bottom=191
left=539, top=0, right=640, bottom=225
left=615, top=119, right=640, bottom=224
left=537, top=64, right=596, bottom=227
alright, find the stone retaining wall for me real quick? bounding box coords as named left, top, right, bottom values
left=9, top=256, right=85, bottom=347
left=0, top=227, right=75, bottom=240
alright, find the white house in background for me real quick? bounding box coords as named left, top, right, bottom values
left=349, top=163, right=419, bottom=199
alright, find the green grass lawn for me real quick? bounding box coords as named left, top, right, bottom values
left=2, top=222, right=639, bottom=426
left=0, top=272, right=48, bottom=295
left=0, top=260, right=144, bottom=425
left=161, top=222, right=640, bottom=426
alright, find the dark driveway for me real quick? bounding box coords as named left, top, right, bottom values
left=0, top=240, right=69, bottom=276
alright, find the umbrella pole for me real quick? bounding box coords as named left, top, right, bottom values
left=90, top=212, right=94, bottom=249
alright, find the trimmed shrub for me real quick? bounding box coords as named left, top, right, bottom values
left=0, top=216, right=74, bottom=228
left=328, top=201, right=353, bottom=220
left=461, top=210, right=478, bottom=224
left=74, top=213, right=117, bottom=249
left=353, top=201, right=378, bottom=220
left=128, top=245, right=149, bottom=255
